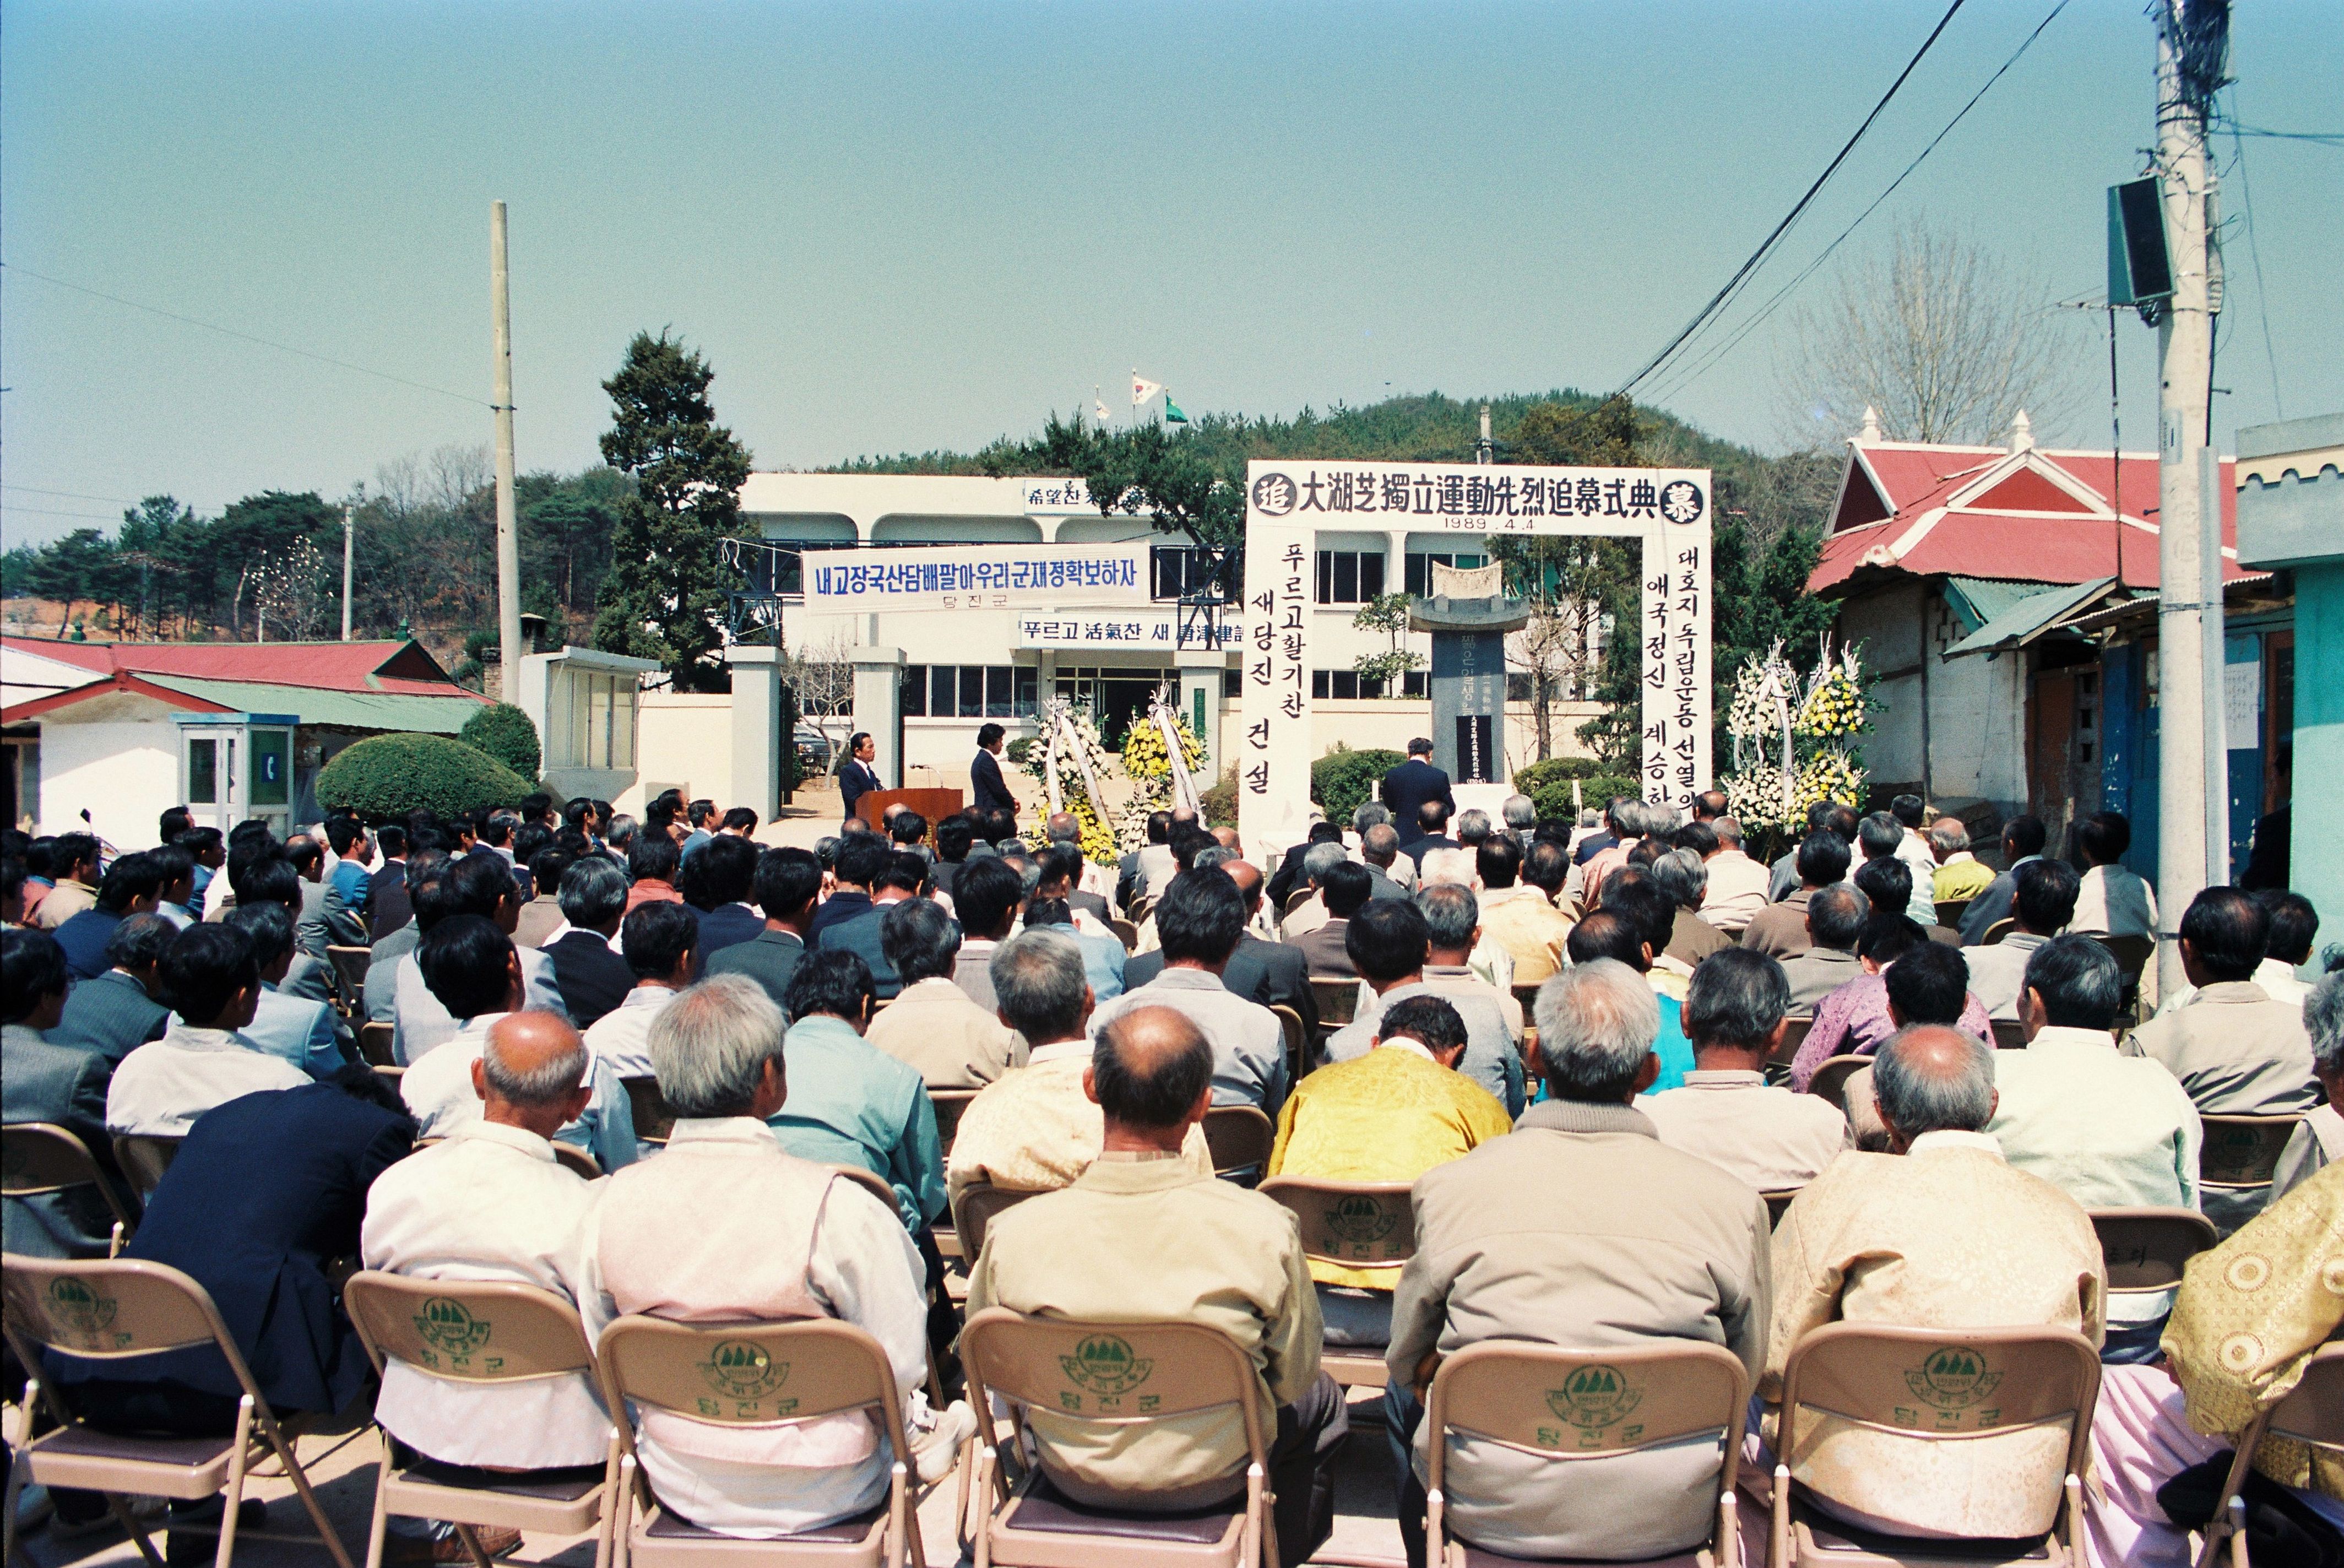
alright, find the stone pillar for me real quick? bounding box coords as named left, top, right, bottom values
left=1176, top=653, right=1228, bottom=785
left=725, top=644, right=783, bottom=821
left=851, top=645, right=908, bottom=792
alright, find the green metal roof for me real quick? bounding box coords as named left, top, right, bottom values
left=146, top=676, right=485, bottom=733
left=1940, top=576, right=2054, bottom=636
left=1942, top=577, right=2120, bottom=660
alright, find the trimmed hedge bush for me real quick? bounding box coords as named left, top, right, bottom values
left=459, top=702, right=541, bottom=780
left=1513, top=755, right=1640, bottom=823
left=317, top=733, right=535, bottom=821
left=1311, top=745, right=1407, bottom=827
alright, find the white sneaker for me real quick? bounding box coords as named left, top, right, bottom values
left=910, top=1400, right=978, bottom=1487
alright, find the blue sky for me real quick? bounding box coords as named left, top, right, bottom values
left=4, top=0, right=2337, bottom=541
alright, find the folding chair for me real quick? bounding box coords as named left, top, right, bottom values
left=1989, top=1019, right=2029, bottom=1050
left=929, top=1089, right=977, bottom=1159
left=3, top=1122, right=137, bottom=1256
left=1310, top=978, right=1360, bottom=1034
left=1769, top=1019, right=1814, bottom=1084
left=2194, top=1344, right=2344, bottom=1568
left=2198, top=1114, right=2304, bottom=1238
left=1108, top=918, right=1139, bottom=954
left=1763, top=1190, right=1801, bottom=1229
left=2088, top=1208, right=2216, bottom=1297
left=623, top=1076, right=677, bottom=1148
left=358, top=1021, right=398, bottom=1068
left=1126, top=895, right=1154, bottom=930
left=959, top=1307, right=1274, bottom=1567
left=1768, top=1323, right=2099, bottom=1567
left=1424, top=1340, right=1749, bottom=1568
left=1200, top=1106, right=1274, bottom=1181
left=830, top=1163, right=905, bottom=1216
left=340, top=1273, right=618, bottom=1568
left=555, top=1143, right=604, bottom=1180
left=1511, top=983, right=1543, bottom=1022
left=325, top=946, right=373, bottom=1019
left=948, top=1181, right=1038, bottom=1263
left=1979, top=918, right=2014, bottom=947
left=1932, top=900, right=1969, bottom=932
left=1258, top=1177, right=1412, bottom=1388
left=0, top=1255, right=358, bottom=1568
left=1268, top=1005, right=1308, bottom=1088
left=1282, top=888, right=1315, bottom=920
left=111, top=1134, right=182, bottom=1203
left=2087, top=935, right=2154, bottom=1020
left=1804, top=1057, right=1872, bottom=1117
left=595, top=1314, right=931, bottom=1568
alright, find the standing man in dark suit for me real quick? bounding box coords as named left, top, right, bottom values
left=1380, top=737, right=1455, bottom=845
left=540, top=857, right=635, bottom=1029
left=838, top=731, right=883, bottom=828
left=4, top=928, right=128, bottom=1259
left=970, top=721, right=1018, bottom=824
left=365, top=825, right=412, bottom=937
left=50, top=913, right=175, bottom=1068
left=705, top=847, right=821, bottom=1007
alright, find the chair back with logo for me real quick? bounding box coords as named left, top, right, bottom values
left=958, top=1307, right=1271, bottom=1568
left=950, top=1180, right=1038, bottom=1261
left=110, top=1133, right=181, bottom=1201
left=2199, top=1113, right=2304, bottom=1236
left=1260, top=1178, right=1413, bottom=1386
left=928, top=1088, right=978, bottom=1157
left=1805, top=1056, right=1872, bottom=1116
left=2088, top=1208, right=2217, bottom=1297
left=2, top=1122, right=135, bottom=1251
left=1201, top=1105, right=1275, bottom=1179
left=1424, top=1341, right=1749, bottom=1565
left=1772, top=1323, right=2099, bottom=1565
left=622, top=1076, right=675, bottom=1146
left=358, top=1020, right=397, bottom=1067
left=1310, top=977, right=1359, bottom=1032
left=2197, top=1345, right=2344, bottom=1568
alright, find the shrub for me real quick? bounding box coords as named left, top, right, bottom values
left=1522, top=770, right=1640, bottom=823
left=1198, top=766, right=1239, bottom=828
left=459, top=702, right=541, bottom=779
left=317, top=733, right=535, bottom=821
left=1310, top=744, right=1406, bottom=827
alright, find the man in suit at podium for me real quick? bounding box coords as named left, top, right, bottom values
left=838, top=731, right=882, bottom=826
left=1381, top=737, right=1455, bottom=845
left=971, top=722, right=1018, bottom=825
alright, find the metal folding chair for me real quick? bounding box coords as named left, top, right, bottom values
left=1268, top=1005, right=1309, bottom=1088
left=2089, top=1208, right=2217, bottom=1300
left=1771, top=1018, right=1815, bottom=1077
left=1979, top=919, right=2014, bottom=947
left=959, top=1307, right=1274, bottom=1567
left=0, top=1256, right=357, bottom=1568
left=594, top=1314, right=931, bottom=1567
left=1931, top=900, right=1969, bottom=932
left=1108, top=918, right=1139, bottom=953
left=2198, top=1114, right=2305, bottom=1238
left=1768, top=1323, right=2099, bottom=1566
left=948, top=1181, right=1038, bottom=1263
left=829, top=1163, right=905, bottom=1217
left=110, top=1134, right=182, bottom=1203
left=1310, top=977, right=1360, bottom=1034
left=1989, top=1019, right=2028, bottom=1050
left=357, top=1021, right=398, bottom=1067
left=1200, top=1106, right=1275, bottom=1181
left=1282, top=888, right=1315, bottom=920
left=928, top=1089, right=977, bottom=1159
left=1763, top=1190, right=1801, bottom=1229
left=1425, top=1340, right=1750, bottom=1567
left=2194, top=1345, right=2344, bottom=1568
left=3, top=1122, right=136, bottom=1256
left=622, top=1076, right=676, bottom=1148
left=1258, top=1177, right=1413, bottom=1387
left=341, top=1273, right=618, bottom=1568
left=1803, top=1057, right=1872, bottom=1117
left=325, top=946, right=373, bottom=1019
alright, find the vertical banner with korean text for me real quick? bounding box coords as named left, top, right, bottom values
left=1240, top=466, right=1316, bottom=867
left=1640, top=504, right=1712, bottom=813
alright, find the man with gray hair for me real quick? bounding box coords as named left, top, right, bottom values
left=1696, top=815, right=1771, bottom=934
left=1452, top=807, right=1493, bottom=852
left=2270, top=968, right=2343, bottom=1202
left=1359, top=821, right=1417, bottom=893
left=1500, top=793, right=1537, bottom=846
left=1927, top=815, right=1993, bottom=906
left=1760, top=1024, right=2104, bottom=1540
left=1280, top=840, right=1354, bottom=941
left=584, top=974, right=957, bottom=1534
left=1385, top=959, right=1768, bottom=1564
left=1650, top=847, right=1731, bottom=969
left=866, top=896, right=1025, bottom=1088
left=361, top=1011, right=612, bottom=1504
left=1778, top=882, right=1870, bottom=1010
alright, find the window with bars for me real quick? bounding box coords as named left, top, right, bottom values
left=1151, top=546, right=1219, bottom=601
left=901, top=664, right=1038, bottom=719
left=1404, top=551, right=1489, bottom=595
left=1314, top=550, right=1387, bottom=605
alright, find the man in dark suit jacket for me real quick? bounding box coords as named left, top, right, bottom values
left=811, top=836, right=890, bottom=943
left=1121, top=857, right=1318, bottom=1038
left=686, top=835, right=764, bottom=977
left=1380, top=739, right=1455, bottom=844
left=365, top=829, right=413, bottom=937
left=53, top=1074, right=413, bottom=1436
left=49, top=915, right=174, bottom=1068
left=813, top=854, right=924, bottom=998
left=706, top=846, right=822, bottom=1008
left=1294, top=862, right=1373, bottom=978
left=4, top=929, right=128, bottom=1260
left=540, top=856, right=634, bottom=1029
left=838, top=731, right=883, bottom=827
left=1268, top=823, right=1346, bottom=911
left=1403, top=799, right=1463, bottom=869
left=970, top=722, right=1018, bottom=820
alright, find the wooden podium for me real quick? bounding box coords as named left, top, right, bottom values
left=854, top=788, right=963, bottom=842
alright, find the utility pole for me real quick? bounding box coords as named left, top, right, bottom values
left=490, top=199, right=523, bottom=703
left=340, top=504, right=355, bottom=641
left=2150, top=0, right=2224, bottom=998
left=1475, top=405, right=1494, bottom=464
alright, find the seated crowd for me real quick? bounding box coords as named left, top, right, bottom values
left=1, top=776, right=2337, bottom=1568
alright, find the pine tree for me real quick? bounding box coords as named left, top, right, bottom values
left=592, top=332, right=753, bottom=691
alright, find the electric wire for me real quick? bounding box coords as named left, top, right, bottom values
left=2223, top=92, right=2286, bottom=419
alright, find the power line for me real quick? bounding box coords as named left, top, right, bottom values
left=1614, top=0, right=1969, bottom=400
left=0, top=260, right=492, bottom=408
left=3, top=483, right=145, bottom=506
left=0, top=502, right=126, bottom=522
left=2215, top=119, right=2343, bottom=146
left=2225, top=102, right=2284, bottom=419
left=1645, top=0, right=2071, bottom=408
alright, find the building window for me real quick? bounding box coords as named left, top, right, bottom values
left=1152, top=546, right=1219, bottom=601
left=1223, top=668, right=1242, bottom=699
left=1404, top=551, right=1489, bottom=596
left=1402, top=671, right=1428, bottom=699
left=1314, top=550, right=1386, bottom=605
left=1506, top=672, right=1533, bottom=703
left=1311, top=669, right=1391, bottom=700
left=902, top=665, right=1037, bottom=720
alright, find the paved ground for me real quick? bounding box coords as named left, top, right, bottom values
left=14, top=1391, right=1406, bottom=1568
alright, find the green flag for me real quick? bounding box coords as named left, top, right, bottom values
left=1164, top=394, right=1188, bottom=423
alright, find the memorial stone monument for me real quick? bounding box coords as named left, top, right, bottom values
left=1410, top=562, right=1529, bottom=785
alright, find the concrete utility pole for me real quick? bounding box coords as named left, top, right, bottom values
left=1475, top=405, right=1495, bottom=464
left=2150, top=0, right=2222, bottom=997
left=340, top=504, right=355, bottom=641
left=490, top=200, right=523, bottom=702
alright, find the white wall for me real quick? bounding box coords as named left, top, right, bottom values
left=619, top=695, right=732, bottom=816
left=37, top=715, right=181, bottom=846
left=1834, top=582, right=2028, bottom=811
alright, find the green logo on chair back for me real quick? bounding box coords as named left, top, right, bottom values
left=701, top=1340, right=788, bottom=1400
left=1545, top=1364, right=1642, bottom=1430
left=46, top=1276, right=116, bottom=1336
left=414, top=1298, right=492, bottom=1357
left=1905, top=1346, right=2002, bottom=1410
left=1325, top=1195, right=1398, bottom=1246
left=1061, top=1334, right=1153, bottom=1396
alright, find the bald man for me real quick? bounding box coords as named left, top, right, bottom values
left=360, top=1010, right=614, bottom=1501
left=1755, top=1024, right=2105, bottom=1544
left=967, top=1007, right=1347, bottom=1567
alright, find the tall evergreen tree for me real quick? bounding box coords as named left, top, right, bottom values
left=592, top=332, right=752, bottom=691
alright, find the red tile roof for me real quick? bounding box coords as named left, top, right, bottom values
left=0, top=636, right=468, bottom=697
left=1810, top=441, right=2250, bottom=596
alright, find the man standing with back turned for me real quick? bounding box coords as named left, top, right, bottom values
left=1380, top=739, right=1453, bottom=846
